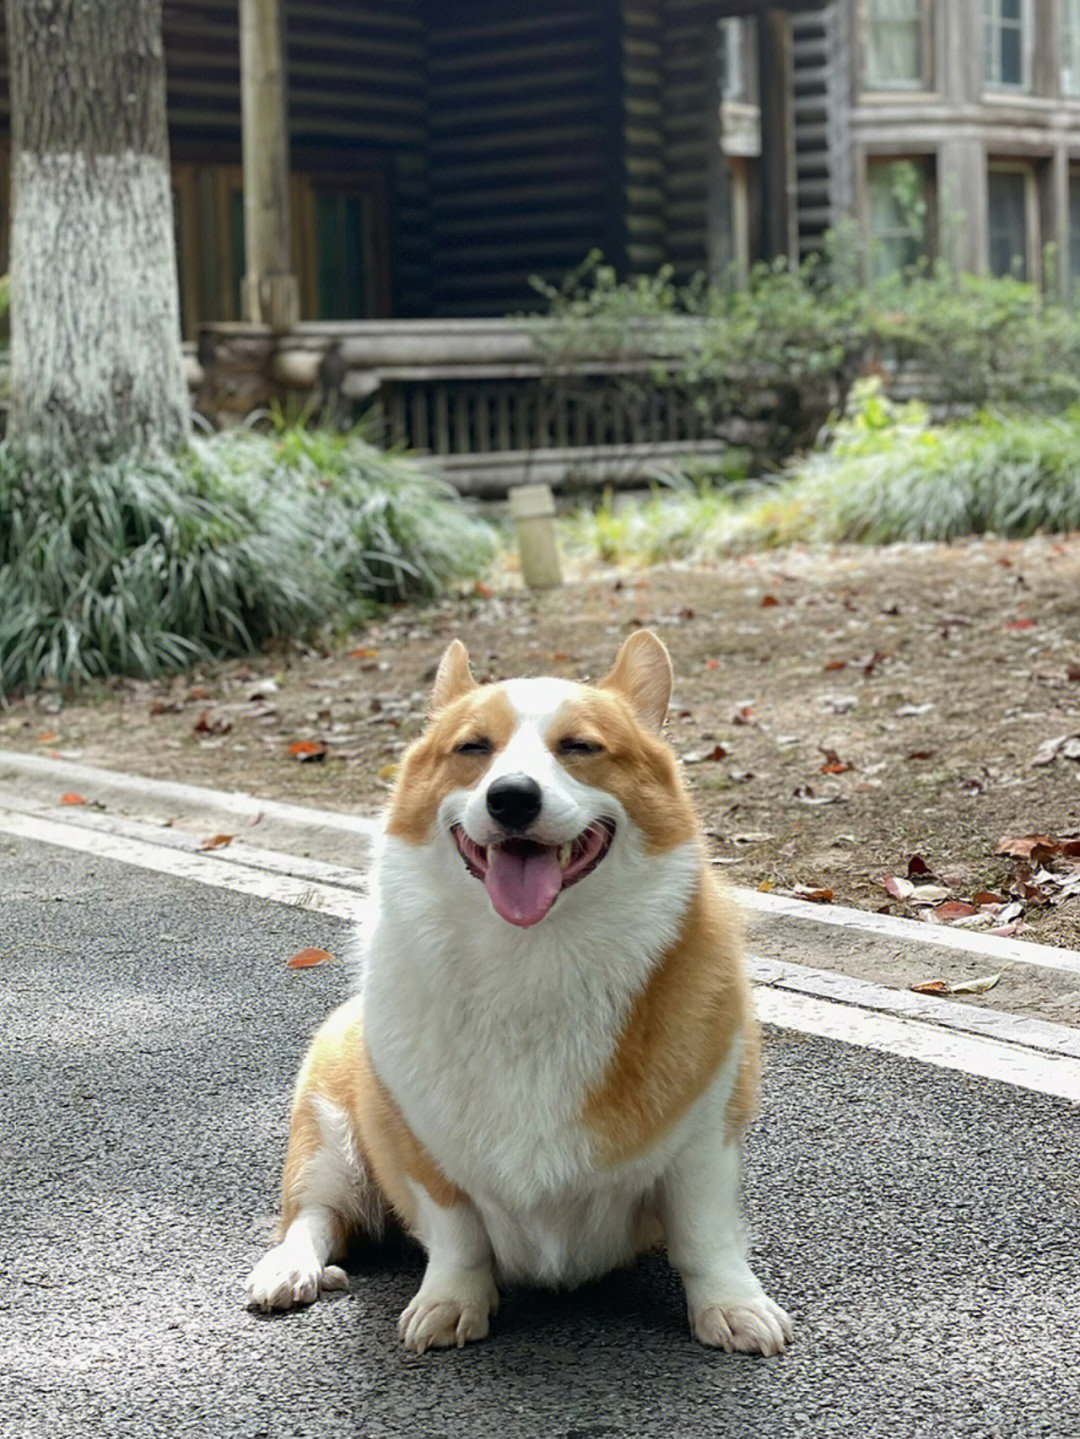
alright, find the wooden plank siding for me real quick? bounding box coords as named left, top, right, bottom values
left=660, top=0, right=719, bottom=279
left=423, top=1, right=617, bottom=317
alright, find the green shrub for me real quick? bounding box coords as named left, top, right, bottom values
left=0, top=428, right=496, bottom=692
left=731, top=388, right=1080, bottom=547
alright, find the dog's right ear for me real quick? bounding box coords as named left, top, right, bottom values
left=431, top=639, right=477, bottom=711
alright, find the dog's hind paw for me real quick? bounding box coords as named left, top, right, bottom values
left=244, top=1245, right=349, bottom=1312
left=690, top=1296, right=793, bottom=1355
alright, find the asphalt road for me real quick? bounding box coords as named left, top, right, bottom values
left=3, top=837, right=1078, bottom=1439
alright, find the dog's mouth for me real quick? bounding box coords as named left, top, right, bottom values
left=451, top=820, right=616, bottom=927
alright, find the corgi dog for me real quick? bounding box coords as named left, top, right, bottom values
left=244, top=630, right=791, bottom=1356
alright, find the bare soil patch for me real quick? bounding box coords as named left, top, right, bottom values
left=6, top=534, right=1080, bottom=981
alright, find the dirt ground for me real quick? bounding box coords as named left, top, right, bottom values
left=6, top=533, right=1080, bottom=965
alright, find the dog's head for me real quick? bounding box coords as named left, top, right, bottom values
left=385, top=631, right=698, bottom=927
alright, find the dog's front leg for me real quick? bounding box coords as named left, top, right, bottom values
left=661, top=1130, right=792, bottom=1355
left=398, top=1185, right=499, bottom=1353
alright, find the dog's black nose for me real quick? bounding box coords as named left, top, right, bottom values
left=486, top=774, right=543, bottom=832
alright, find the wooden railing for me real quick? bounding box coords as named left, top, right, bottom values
left=190, top=319, right=739, bottom=497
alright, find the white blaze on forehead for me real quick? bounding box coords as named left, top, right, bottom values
left=500, top=676, right=584, bottom=728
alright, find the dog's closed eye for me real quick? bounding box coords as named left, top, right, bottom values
left=556, top=737, right=605, bottom=757
left=454, top=736, right=493, bottom=756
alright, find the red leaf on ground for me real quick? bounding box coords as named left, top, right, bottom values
left=60, top=792, right=87, bottom=806
left=907, top=854, right=934, bottom=878
left=823, top=659, right=847, bottom=672
left=910, top=980, right=950, bottom=994
left=933, top=900, right=978, bottom=921
left=907, top=749, right=936, bottom=761
left=791, top=885, right=834, bottom=903
left=188, top=686, right=210, bottom=701
left=819, top=747, right=852, bottom=775
left=1004, top=617, right=1035, bottom=631
left=35, top=731, right=59, bottom=744
left=286, top=947, right=335, bottom=969
left=199, top=834, right=234, bottom=850
left=289, top=739, right=328, bottom=761
left=705, top=658, right=720, bottom=670
left=350, top=646, right=380, bottom=660
left=730, top=705, right=755, bottom=725
left=972, top=890, right=1005, bottom=907
left=760, top=594, right=779, bottom=608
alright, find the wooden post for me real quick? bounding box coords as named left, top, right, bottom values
left=757, top=8, right=798, bottom=264
left=239, top=0, right=299, bottom=328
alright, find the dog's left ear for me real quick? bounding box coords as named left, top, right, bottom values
left=600, top=629, right=672, bottom=730
left=431, top=639, right=477, bottom=711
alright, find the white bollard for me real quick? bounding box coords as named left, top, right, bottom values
left=508, top=483, right=563, bottom=590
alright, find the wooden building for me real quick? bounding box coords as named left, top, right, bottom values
left=0, top=0, right=821, bottom=337
left=785, top=0, right=1080, bottom=295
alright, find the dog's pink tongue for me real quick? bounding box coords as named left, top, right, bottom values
left=485, top=844, right=563, bottom=927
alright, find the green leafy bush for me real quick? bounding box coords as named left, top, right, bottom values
left=0, top=428, right=496, bottom=691
left=732, top=387, right=1080, bottom=547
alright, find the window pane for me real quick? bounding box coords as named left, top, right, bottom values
left=1064, top=0, right=1080, bottom=95
left=865, top=0, right=922, bottom=86
left=987, top=170, right=1027, bottom=279
left=999, top=26, right=1021, bottom=83
left=1069, top=176, right=1080, bottom=293
left=868, top=159, right=928, bottom=278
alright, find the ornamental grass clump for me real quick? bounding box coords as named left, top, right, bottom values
left=0, top=428, right=496, bottom=692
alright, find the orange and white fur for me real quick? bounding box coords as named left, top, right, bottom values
left=245, top=631, right=791, bottom=1356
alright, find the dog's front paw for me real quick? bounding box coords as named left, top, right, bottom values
left=244, top=1244, right=349, bottom=1312
left=398, top=1272, right=498, bottom=1354
left=690, top=1295, right=793, bottom=1355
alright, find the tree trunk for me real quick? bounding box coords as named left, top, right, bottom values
left=5, top=0, right=190, bottom=457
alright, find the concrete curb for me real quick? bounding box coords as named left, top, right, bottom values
left=0, top=748, right=380, bottom=864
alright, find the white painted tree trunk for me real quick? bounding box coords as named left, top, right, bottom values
left=5, top=0, right=190, bottom=457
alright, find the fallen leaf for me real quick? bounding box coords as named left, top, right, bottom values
left=350, top=646, right=380, bottom=661
left=377, top=762, right=399, bottom=782
left=286, top=947, right=336, bottom=969
left=823, top=659, right=847, bottom=672
left=819, top=747, right=852, bottom=775
left=932, top=900, right=978, bottom=921
left=193, top=709, right=232, bottom=736
left=862, top=649, right=889, bottom=677
left=148, top=701, right=181, bottom=716
left=910, top=883, right=952, bottom=903
left=473, top=581, right=494, bottom=598
left=35, top=731, right=59, bottom=743
left=906, top=854, right=934, bottom=878
left=790, top=885, right=834, bottom=903
left=907, top=749, right=936, bottom=761
left=760, top=594, right=779, bottom=608
left=948, top=972, right=1002, bottom=994
left=60, top=792, right=86, bottom=806
left=1067, top=663, right=1080, bottom=682
left=910, top=979, right=949, bottom=995
left=289, top=739, right=328, bottom=762
left=705, top=658, right=720, bottom=670
left=972, top=890, right=1005, bottom=906
left=996, top=833, right=1059, bottom=863
left=1004, top=617, right=1036, bottom=632
left=683, top=744, right=728, bottom=764
left=883, top=875, right=915, bottom=901
left=199, top=834, right=234, bottom=850
left=188, top=686, right=211, bottom=702
left=730, top=705, right=755, bottom=725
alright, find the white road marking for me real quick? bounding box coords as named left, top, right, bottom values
left=3, top=802, right=1077, bottom=1104
left=0, top=808, right=367, bottom=921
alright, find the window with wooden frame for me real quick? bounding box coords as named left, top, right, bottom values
left=987, top=163, right=1037, bottom=279
left=1063, top=0, right=1080, bottom=97
left=983, top=0, right=1029, bottom=90
left=293, top=172, right=391, bottom=321
left=862, top=0, right=930, bottom=90
left=866, top=157, right=933, bottom=278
